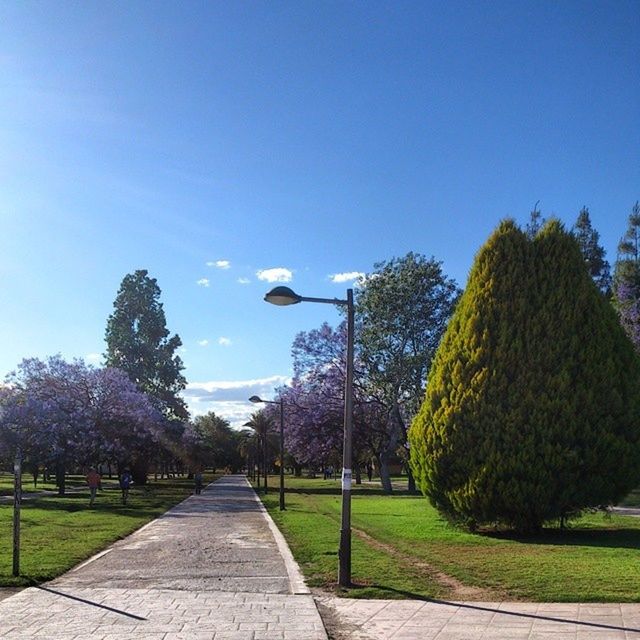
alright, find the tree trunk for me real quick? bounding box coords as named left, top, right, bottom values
left=376, top=454, right=393, bottom=493
left=31, top=463, right=39, bottom=488
left=406, top=464, right=417, bottom=493
left=56, top=460, right=66, bottom=496
left=132, top=457, right=149, bottom=485
left=354, top=464, right=362, bottom=485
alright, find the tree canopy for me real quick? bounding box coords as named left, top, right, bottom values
left=355, top=252, right=460, bottom=490
left=572, top=206, right=611, bottom=294
left=105, top=269, right=187, bottom=421
left=409, top=219, right=640, bottom=532
left=614, top=202, right=640, bottom=351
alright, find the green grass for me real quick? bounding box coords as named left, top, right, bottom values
left=256, top=475, right=640, bottom=602
left=0, top=473, right=218, bottom=587
left=0, top=472, right=88, bottom=496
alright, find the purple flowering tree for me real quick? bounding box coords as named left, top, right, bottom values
left=614, top=202, right=640, bottom=351
left=272, top=321, right=389, bottom=482
left=2, top=356, right=163, bottom=494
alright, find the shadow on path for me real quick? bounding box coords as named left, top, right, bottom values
left=34, top=585, right=147, bottom=621
left=360, top=586, right=640, bottom=634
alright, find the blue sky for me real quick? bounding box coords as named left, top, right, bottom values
left=1, top=1, right=638, bottom=427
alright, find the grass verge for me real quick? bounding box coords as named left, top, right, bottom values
left=0, top=473, right=218, bottom=587
left=256, top=475, right=640, bottom=602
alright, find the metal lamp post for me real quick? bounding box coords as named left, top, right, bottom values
left=264, top=285, right=355, bottom=587
left=243, top=421, right=262, bottom=490
left=250, top=395, right=285, bottom=511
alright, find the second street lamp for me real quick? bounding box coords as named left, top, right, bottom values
left=250, top=395, right=285, bottom=511
left=264, top=285, right=355, bottom=588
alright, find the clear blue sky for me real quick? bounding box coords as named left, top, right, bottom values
left=1, top=1, right=638, bottom=426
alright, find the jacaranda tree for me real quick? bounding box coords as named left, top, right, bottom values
left=409, top=219, right=640, bottom=533
left=2, top=356, right=160, bottom=494
left=614, top=202, right=640, bottom=351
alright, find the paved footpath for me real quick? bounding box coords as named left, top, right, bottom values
left=3, top=477, right=640, bottom=640
left=0, top=475, right=327, bottom=639
left=316, top=598, right=640, bottom=639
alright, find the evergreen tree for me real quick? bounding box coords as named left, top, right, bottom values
left=525, top=201, right=545, bottom=238
left=409, top=220, right=640, bottom=533
left=614, top=202, right=640, bottom=350
left=572, top=206, right=611, bottom=294
left=105, top=270, right=188, bottom=422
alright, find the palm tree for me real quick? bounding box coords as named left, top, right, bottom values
left=237, top=428, right=261, bottom=483
left=244, top=410, right=275, bottom=494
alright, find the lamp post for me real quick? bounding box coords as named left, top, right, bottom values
left=264, top=285, right=354, bottom=587
left=243, top=421, right=261, bottom=490
left=250, top=395, right=285, bottom=511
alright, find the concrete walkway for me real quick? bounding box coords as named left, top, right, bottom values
left=316, top=598, right=640, bottom=639
left=0, top=475, right=327, bottom=639
left=2, top=476, right=640, bottom=639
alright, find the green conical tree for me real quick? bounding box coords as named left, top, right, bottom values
left=409, top=220, right=640, bottom=533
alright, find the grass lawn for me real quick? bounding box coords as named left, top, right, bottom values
left=0, top=472, right=87, bottom=496
left=0, top=472, right=218, bottom=587
left=257, top=475, right=640, bottom=602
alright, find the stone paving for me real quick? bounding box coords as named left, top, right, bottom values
left=316, top=598, right=640, bottom=639
left=3, top=475, right=640, bottom=639
left=0, top=475, right=327, bottom=639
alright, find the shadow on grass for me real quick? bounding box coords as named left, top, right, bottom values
left=344, top=584, right=640, bottom=633
left=284, top=486, right=417, bottom=497
left=483, top=527, right=640, bottom=550
left=18, top=497, right=170, bottom=519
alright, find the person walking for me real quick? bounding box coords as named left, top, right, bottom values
left=86, top=468, right=101, bottom=507
left=194, top=470, right=203, bottom=495
left=119, top=468, right=132, bottom=505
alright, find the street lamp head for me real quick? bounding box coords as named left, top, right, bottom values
left=264, top=286, right=302, bottom=306
left=249, top=395, right=263, bottom=404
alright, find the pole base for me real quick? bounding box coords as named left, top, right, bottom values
left=338, top=527, right=351, bottom=587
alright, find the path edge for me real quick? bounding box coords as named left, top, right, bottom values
left=244, top=477, right=310, bottom=595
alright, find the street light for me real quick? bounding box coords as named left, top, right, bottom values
left=250, top=395, right=285, bottom=511
left=243, top=421, right=261, bottom=489
left=264, top=285, right=355, bottom=588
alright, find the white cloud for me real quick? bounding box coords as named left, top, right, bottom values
left=85, top=353, right=101, bottom=365
left=237, top=277, right=251, bottom=285
left=197, top=339, right=209, bottom=347
left=207, top=259, right=231, bottom=269
left=183, top=375, right=290, bottom=428
left=256, top=267, right=293, bottom=283
left=218, top=337, right=232, bottom=347
left=196, top=278, right=210, bottom=287
left=329, top=271, right=365, bottom=284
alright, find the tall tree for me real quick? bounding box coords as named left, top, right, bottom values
left=614, top=202, right=640, bottom=350
left=105, top=270, right=187, bottom=421
left=572, top=206, right=611, bottom=294
left=355, top=252, right=459, bottom=492
left=525, top=201, right=545, bottom=238
left=410, top=220, right=640, bottom=533
left=184, top=412, right=243, bottom=471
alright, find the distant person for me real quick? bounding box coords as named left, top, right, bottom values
left=366, top=462, right=373, bottom=482
left=194, top=470, right=203, bottom=495
left=86, top=468, right=101, bottom=507
left=119, top=469, right=132, bottom=505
